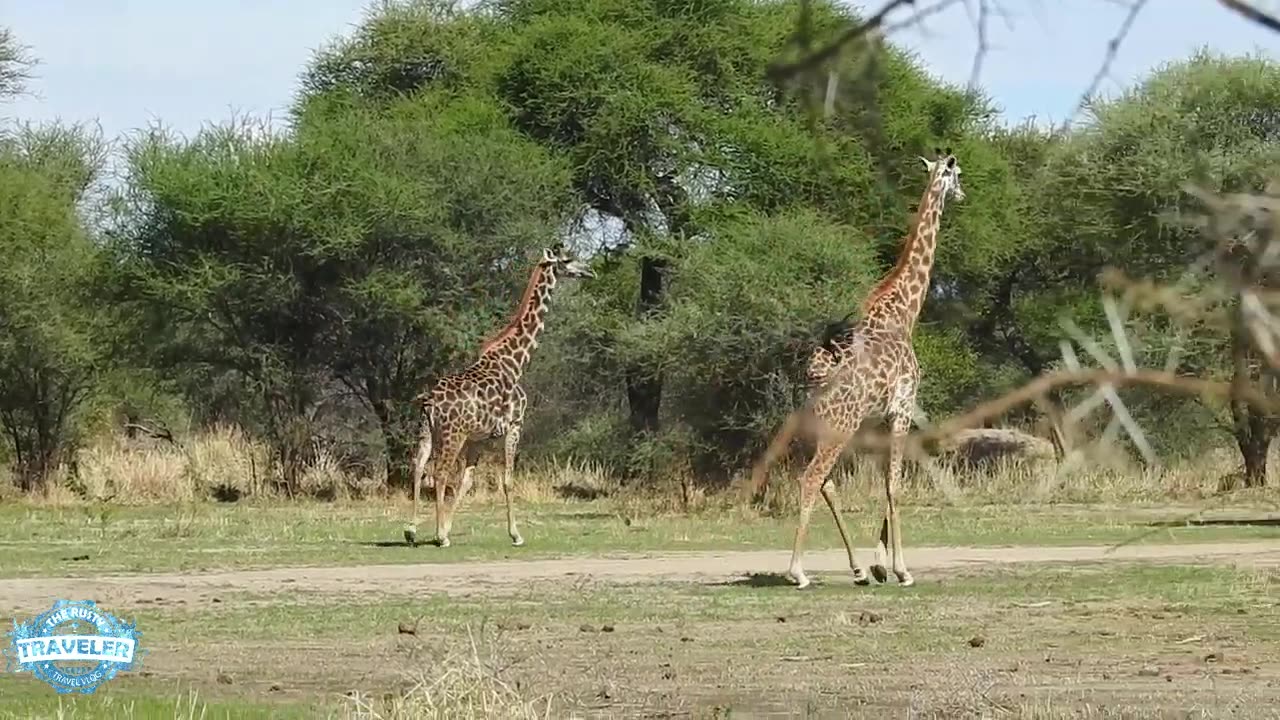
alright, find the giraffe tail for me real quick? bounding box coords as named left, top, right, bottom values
left=404, top=414, right=434, bottom=547
left=744, top=408, right=803, bottom=507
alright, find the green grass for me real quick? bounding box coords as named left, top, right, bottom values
left=0, top=682, right=327, bottom=720
left=0, top=496, right=1276, bottom=578
left=105, top=562, right=1278, bottom=645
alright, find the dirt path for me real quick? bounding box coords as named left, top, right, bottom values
left=3, top=540, right=1278, bottom=613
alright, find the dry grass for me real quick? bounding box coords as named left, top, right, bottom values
left=73, top=432, right=191, bottom=502
left=30, top=425, right=385, bottom=505
left=343, top=626, right=554, bottom=720
left=7, top=425, right=1280, bottom=520
left=59, top=424, right=276, bottom=504
left=747, top=441, right=1280, bottom=517
left=182, top=425, right=274, bottom=498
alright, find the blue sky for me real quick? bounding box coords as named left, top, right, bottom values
left=1, top=0, right=1277, bottom=142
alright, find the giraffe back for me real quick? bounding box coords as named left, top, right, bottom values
left=804, top=310, right=919, bottom=428
left=420, top=355, right=525, bottom=441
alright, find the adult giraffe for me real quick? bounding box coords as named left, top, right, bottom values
left=750, top=147, right=966, bottom=589
left=403, top=244, right=595, bottom=548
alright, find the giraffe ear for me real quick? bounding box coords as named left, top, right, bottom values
left=919, top=156, right=935, bottom=171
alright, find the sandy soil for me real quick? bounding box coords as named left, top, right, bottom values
left=2, top=540, right=1277, bottom=613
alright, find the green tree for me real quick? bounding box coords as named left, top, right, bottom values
left=0, top=124, right=107, bottom=489
left=303, top=0, right=1034, bottom=478
left=111, top=93, right=572, bottom=488
left=983, top=51, right=1280, bottom=481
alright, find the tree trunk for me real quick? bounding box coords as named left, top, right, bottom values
left=374, top=397, right=417, bottom=491
left=1234, top=414, right=1270, bottom=488
left=1227, top=305, right=1277, bottom=490
left=1230, top=361, right=1273, bottom=489
left=626, top=255, right=665, bottom=435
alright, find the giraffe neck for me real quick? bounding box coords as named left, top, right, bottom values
left=477, top=263, right=558, bottom=382
left=862, top=173, right=948, bottom=332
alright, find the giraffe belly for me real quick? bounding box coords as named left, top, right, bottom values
left=465, top=417, right=508, bottom=442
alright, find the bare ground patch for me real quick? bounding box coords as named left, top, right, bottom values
left=1, top=540, right=1277, bottom=614
left=23, top=557, right=1275, bottom=719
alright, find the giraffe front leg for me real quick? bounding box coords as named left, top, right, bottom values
left=787, top=440, right=844, bottom=589
left=503, top=426, right=524, bottom=546
left=872, top=412, right=914, bottom=586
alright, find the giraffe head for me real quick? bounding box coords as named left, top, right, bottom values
left=541, top=243, right=596, bottom=279
left=918, top=147, right=965, bottom=203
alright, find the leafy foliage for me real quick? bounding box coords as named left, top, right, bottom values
left=0, top=124, right=106, bottom=488
left=5, top=9, right=1280, bottom=493
left=110, top=92, right=572, bottom=487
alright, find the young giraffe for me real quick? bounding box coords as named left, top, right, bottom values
left=750, top=147, right=966, bottom=589
left=403, top=244, right=595, bottom=548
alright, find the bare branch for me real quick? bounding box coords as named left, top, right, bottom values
left=1059, top=317, right=1157, bottom=465
left=768, top=0, right=964, bottom=81
left=0, top=27, right=36, bottom=100
left=964, top=0, right=991, bottom=92
left=897, top=368, right=1274, bottom=453
left=1056, top=0, right=1149, bottom=134
left=123, top=422, right=183, bottom=448
left=1219, top=0, right=1280, bottom=33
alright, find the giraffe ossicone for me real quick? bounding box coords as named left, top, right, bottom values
left=402, top=244, right=595, bottom=548
left=750, top=147, right=966, bottom=590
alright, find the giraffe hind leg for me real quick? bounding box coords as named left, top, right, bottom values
left=438, top=464, right=477, bottom=544
left=432, top=435, right=466, bottom=548
left=820, top=475, right=870, bottom=585
left=787, top=437, right=845, bottom=589
left=404, top=414, right=434, bottom=547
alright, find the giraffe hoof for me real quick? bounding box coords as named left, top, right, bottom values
left=870, top=565, right=889, bottom=584
left=896, top=571, right=915, bottom=587
left=403, top=525, right=417, bottom=547
left=434, top=536, right=451, bottom=548
left=852, top=568, right=871, bottom=586
left=511, top=535, right=525, bottom=547
left=787, top=571, right=811, bottom=589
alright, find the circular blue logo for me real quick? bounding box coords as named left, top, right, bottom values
left=6, top=600, right=145, bottom=695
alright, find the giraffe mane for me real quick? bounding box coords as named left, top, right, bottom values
left=817, top=311, right=857, bottom=351
left=478, top=263, right=547, bottom=355
left=860, top=172, right=941, bottom=312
